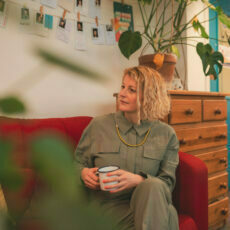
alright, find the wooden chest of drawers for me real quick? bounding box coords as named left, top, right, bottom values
left=168, top=90, right=229, bottom=230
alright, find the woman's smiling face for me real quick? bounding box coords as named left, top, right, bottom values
left=118, top=75, right=142, bottom=113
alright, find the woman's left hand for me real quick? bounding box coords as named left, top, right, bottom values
left=103, top=169, right=144, bottom=193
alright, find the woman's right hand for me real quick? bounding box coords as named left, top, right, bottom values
left=81, top=167, right=100, bottom=190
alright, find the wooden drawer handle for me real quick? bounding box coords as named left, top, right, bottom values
left=185, top=109, right=194, bottom=115
left=221, top=208, right=228, bottom=215
left=179, top=139, right=186, bottom=145
left=214, top=109, right=222, bottom=115
left=215, top=134, right=226, bottom=139
left=219, top=182, right=227, bottom=189
left=219, top=157, right=227, bottom=163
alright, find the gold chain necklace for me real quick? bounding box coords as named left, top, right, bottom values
left=115, top=124, right=151, bottom=147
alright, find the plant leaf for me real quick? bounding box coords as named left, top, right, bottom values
left=30, top=135, right=78, bottom=198
left=118, top=31, right=142, bottom=59
left=35, top=48, right=107, bottom=82
left=171, top=45, right=180, bottom=58
left=0, top=139, right=23, bottom=190
left=196, top=42, right=224, bottom=79
left=0, top=96, right=26, bottom=114
left=192, top=20, right=209, bottom=39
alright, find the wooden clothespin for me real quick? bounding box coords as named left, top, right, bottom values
left=77, top=12, right=80, bottom=22
left=95, top=16, right=98, bottom=27
left=40, top=6, right=44, bottom=16
left=62, top=9, right=67, bottom=20
left=121, top=0, right=124, bottom=5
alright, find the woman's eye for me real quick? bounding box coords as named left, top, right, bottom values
left=129, top=88, right=136, bottom=93
left=121, top=85, right=125, bottom=89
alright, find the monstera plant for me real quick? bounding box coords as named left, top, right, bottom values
left=118, top=0, right=230, bottom=80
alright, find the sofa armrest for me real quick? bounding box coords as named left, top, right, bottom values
left=173, top=151, right=208, bottom=230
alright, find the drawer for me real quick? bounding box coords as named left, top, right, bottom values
left=203, top=100, right=227, bottom=121
left=208, top=172, right=228, bottom=201
left=208, top=197, right=229, bottom=227
left=196, top=148, right=228, bottom=174
left=175, top=124, right=227, bottom=152
left=169, top=99, right=202, bottom=124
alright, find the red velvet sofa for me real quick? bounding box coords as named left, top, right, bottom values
left=0, top=116, right=208, bottom=230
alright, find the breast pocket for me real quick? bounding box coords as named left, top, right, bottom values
left=92, top=143, right=121, bottom=168
left=141, top=146, right=165, bottom=176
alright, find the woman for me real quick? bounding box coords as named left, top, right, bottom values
left=75, top=66, right=179, bottom=230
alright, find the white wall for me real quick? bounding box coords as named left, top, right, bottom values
left=0, top=0, right=207, bottom=118
left=185, top=1, right=210, bottom=91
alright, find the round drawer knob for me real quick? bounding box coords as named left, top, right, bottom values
left=179, top=139, right=186, bottom=145
left=221, top=208, right=228, bottom=215
left=219, top=158, right=227, bottom=164
left=185, top=109, right=194, bottom=115
left=214, top=109, right=222, bottom=115
left=219, top=183, right=227, bottom=189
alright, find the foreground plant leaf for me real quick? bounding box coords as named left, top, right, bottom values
left=196, top=42, right=224, bottom=79
left=30, top=134, right=78, bottom=198
left=35, top=48, right=107, bottom=82
left=0, top=97, right=26, bottom=114
left=118, top=31, right=142, bottom=59
left=0, top=139, right=22, bottom=190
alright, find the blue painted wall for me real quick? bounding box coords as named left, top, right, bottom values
left=209, top=0, right=219, bottom=92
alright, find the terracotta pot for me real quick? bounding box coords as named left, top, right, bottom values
left=138, top=53, right=177, bottom=84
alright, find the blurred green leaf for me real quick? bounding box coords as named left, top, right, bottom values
left=118, top=31, right=142, bottom=59
left=0, top=139, right=23, bottom=190
left=30, top=135, right=77, bottom=198
left=0, top=97, right=26, bottom=114
left=35, top=48, right=107, bottom=82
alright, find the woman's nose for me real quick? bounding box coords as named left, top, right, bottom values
left=119, top=88, right=126, bottom=97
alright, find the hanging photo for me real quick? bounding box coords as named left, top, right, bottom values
left=45, top=14, right=53, bottom=29
left=76, top=0, right=83, bottom=7
left=20, top=7, right=30, bottom=25
left=56, top=18, right=72, bottom=43
left=77, top=21, right=83, bottom=31
left=75, top=0, right=87, bottom=15
left=88, top=0, right=101, bottom=19
left=36, top=13, right=44, bottom=24
left=91, top=24, right=104, bottom=45
left=105, top=24, right=115, bottom=45
left=59, top=17, right=66, bottom=29
left=75, top=21, right=87, bottom=51
left=113, top=2, right=134, bottom=42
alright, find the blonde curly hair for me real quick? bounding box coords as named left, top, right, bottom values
left=122, top=66, right=170, bottom=122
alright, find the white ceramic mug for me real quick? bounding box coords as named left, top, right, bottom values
left=98, top=165, right=119, bottom=191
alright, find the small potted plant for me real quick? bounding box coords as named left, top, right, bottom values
left=118, top=0, right=230, bottom=84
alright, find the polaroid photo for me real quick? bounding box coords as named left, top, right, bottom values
left=77, top=21, right=83, bottom=31
left=105, top=24, right=115, bottom=45
left=92, top=27, right=98, bottom=38
left=20, top=7, right=30, bottom=25
left=59, top=18, right=66, bottom=29
left=36, top=13, right=44, bottom=24
left=95, top=0, right=100, bottom=7
left=76, top=0, right=83, bottom=7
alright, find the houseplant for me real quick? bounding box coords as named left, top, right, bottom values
left=118, top=0, right=230, bottom=84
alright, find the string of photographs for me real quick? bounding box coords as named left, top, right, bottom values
left=0, top=0, right=125, bottom=51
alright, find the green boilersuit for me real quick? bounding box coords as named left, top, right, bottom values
left=75, top=111, right=179, bottom=230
